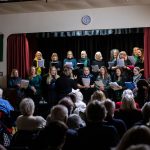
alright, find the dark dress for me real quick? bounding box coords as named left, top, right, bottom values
left=77, top=74, right=95, bottom=103
left=42, top=74, right=59, bottom=107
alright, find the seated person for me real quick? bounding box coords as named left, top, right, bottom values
left=77, top=100, right=119, bottom=150
left=8, top=68, right=24, bottom=105
left=26, top=66, right=42, bottom=105
left=16, top=98, right=46, bottom=131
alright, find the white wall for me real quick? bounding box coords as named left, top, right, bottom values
left=0, top=5, right=150, bottom=87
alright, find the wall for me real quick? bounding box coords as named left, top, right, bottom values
left=0, top=5, right=150, bottom=87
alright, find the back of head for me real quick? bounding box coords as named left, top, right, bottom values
left=91, top=90, right=106, bottom=102
left=45, top=120, right=68, bottom=148
left=0, top=144, right=7, bottom=150
left=126, top=144, right=150, bottom=150
left=47, top=104, right=68, bottom=124
left=116, top=125, right=150, bottom=150
left=86, top=100, right=106, bottom=123
left=104, top=99, right=115, bottom=118
left=72, top=89, right=83, bottom=102
left=58, top=97, right=74, bottom=115
left=122, top=89, right=134, bottom=99
left=67, top=92, right=77, bottom=103
left=19, top=98, right=35, bottom=116
left=141, top=102, right=150, bottom=122
left=137, top=79, right=149, bottom=89
left=67, top=114, right=85, bottom=129
left=62, top=66, right=71, bottom=77
left=121, top=94, right=136, bottom=110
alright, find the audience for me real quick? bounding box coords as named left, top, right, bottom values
left=16, top=98, right=46, bottom=130
left=77, top=100, right=119, bottom=150
left=115, top=125, right=150, bottom=150
left=126, top=144, right=150, bottom=150
left=114, top=93, right=142, bottom=129
left=104, top=99, right=127, bottom=139
left=1, top=46, right=149, bottom=150
left=36, top=120, right=68, bottom=150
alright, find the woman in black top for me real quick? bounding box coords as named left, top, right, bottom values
left=55, top=66, right=77, bottom=101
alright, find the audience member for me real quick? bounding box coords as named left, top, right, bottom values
left=104, top=99, right=127, bottom=138
left=126, top=144, right=150, bottom=150
left=114, top=94, right=142, bottom=129
left=77, top=100, right=119, bottom=150
left=115, top=125, right=150, bottom=150
left=16, top=98, right=46, bottom=130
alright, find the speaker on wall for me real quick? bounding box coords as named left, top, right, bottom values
left=0, top=34, right=3, bottom=61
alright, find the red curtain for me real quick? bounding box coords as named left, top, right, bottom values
left=144, top=28, right=150, bottom=79
left=7, top=34, right=30, bottom=78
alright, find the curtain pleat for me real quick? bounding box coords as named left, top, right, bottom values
left=144, top=28, right=150, bottom=79
left=7, top=34, right=30, bottom=79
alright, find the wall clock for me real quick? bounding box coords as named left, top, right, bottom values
left=81, top=15, right=91, bottom=25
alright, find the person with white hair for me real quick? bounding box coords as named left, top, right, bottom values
left=46, top=104, right=68, bottom=125
left=69, top=89, right=86, bottom=115
left=115, top=89, right=140, bottom=109
left=78, top=50, right=90, bottom=68
left=92, top=51, right=105, bottom=77
left=16, top=98, right=46, bottom=130
left=114, top=93, right=142, bottom=129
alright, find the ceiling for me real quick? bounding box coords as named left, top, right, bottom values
left=0, top=0, right=150, bottom=14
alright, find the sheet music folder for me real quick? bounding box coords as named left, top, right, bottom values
left=51, top=62, right=58, bottom=66
left=77, top=63, right=84, bottom=69
left=125, top=82, right=136, bottom=90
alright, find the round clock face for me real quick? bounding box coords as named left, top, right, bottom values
left=81, top=15, right=91, bottom=25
